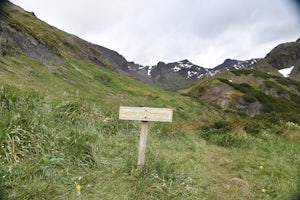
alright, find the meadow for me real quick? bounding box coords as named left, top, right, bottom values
left=0, top=79, right=299, bottom=199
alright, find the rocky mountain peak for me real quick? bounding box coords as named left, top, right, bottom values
left=213, top=58, right=261, bottom=71
left=265, top=39, right=300, bottom=69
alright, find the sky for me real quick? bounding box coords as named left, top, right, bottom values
left=10, top=0, right=300, bottom=68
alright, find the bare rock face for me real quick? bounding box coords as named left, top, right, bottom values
left=0, top=20, right=62, bottom=65
left=196, top=82, right=262, bottom=116
left=197, top=82, right=232, bottom=108
left=265, top=39, right=300, bottom=69
left=229, top=97, right=261, bottom=116
left=290, top=60, right=300, bottom=79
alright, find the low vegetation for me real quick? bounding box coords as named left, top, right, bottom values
left=0, top=68, right=300, bottom=199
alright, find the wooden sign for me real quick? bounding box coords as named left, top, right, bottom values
left=119, top=106, right=173, bottom=167
left=119, top=106, right=173, bottom=122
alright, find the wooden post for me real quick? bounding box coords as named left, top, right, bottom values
left=138, top=121, right=148, bottom=166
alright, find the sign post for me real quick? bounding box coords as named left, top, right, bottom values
left=119, top=106, right=173, bottom=167
left=138, top=121, right=148, bottom=166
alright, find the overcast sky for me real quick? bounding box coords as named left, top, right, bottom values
left=10, top=0, right=300, bottom=68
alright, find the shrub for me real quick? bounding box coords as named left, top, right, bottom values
left=243, top=94, right=257, bottom=103
left=212, top=120, right=232, bottom=131
left=219, top=78, right=255, bottom=93
left=200, top=127, right=250, bottom=148
left=244, top=120, right=263, bottom=135
left=252, top=70, right=274, bottom=79
left=263, top=80, right=286, bottom=95
left=290, top=93, right=300, bottom=104
left=231, top=69, right=253, bottom=76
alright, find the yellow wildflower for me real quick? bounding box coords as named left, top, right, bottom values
left=76, top=184, right=81, bottom=191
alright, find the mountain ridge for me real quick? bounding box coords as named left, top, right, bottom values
left=126, top=57, right=263, bottom=90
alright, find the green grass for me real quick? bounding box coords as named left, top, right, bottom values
left=0, top=83, right=299, bottom=199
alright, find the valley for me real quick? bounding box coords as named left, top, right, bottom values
left=0, top=1, right=299, bottom=199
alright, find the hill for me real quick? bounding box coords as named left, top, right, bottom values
left=0, top=1, right=299, bottom=199
left=183, top=39, right=300, bottom=123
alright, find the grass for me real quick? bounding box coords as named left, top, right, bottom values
left=1, top=54, right=298, bottom=200
left=0, top=84, right=299, bottom=199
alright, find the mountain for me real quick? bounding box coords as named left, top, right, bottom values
left=265, top=38, right=300, bottom=70
left=126, top=58, right=262, bottom=91
left=244, top=38, right=300, bottom=78
left=124, top=39, right=299, bottom=91
left=126, top=59, right=210, bottom=90
left=213, top=58, right=261, bottom=71
left=183, top=38, right=300, bottom=122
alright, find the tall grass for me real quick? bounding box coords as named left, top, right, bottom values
left=0, top=84, right=299, bottom=199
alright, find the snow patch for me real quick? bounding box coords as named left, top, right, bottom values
left=172, top=66, right=181, bottom=72
left=278, top=66, right=294, bottom=77
left=197, top=74, right=204, bottom=78
left=250, top=59, right=258, bottom=65
left=178, top=63, right=193, bottom=68
left=147, top=66, right=153, bottom=77
left=128, top=66, right=134, bottom=71
left=187, top=70, right=198, bottom=78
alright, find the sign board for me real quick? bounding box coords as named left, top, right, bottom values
left=119, top=106, right=173, bottom=167
left=119, top=106, right=173, bottom=122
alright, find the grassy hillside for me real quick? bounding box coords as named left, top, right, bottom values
left=0, top=80, right=299, bottom=199
left=184, top=69, right=300, bottom=123
left=0, top=1, right=300, bottom=199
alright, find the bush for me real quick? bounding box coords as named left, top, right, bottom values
left=200, top=120, right=251, bottom=148
left=231, top=69, right=253, bottom=76
left=263, top=80, right=286, bottom=96
left=219, top=78, right=255, bottom=93
left=243, top=94, right=257, bottom=103
left=253, top=70, right=274, bottom=79
left=290, top=93, right=300, bottom=104
left=200, top=128, right=249, bottom=148
left=212, top=120, right=232, bottom=131
left=244, top=120, right=264, bottom=135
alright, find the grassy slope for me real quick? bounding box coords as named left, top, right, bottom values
left=1, top=83, right=299, bottom=199
left=183, top=69, right=300, bottom=123
left=0, top=2, right=299, bottom=200
left=1, top=55, right=299, bottom=200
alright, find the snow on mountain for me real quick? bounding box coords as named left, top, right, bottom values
left=125, top=57, right=262, bottom=89
left=278, top=66, right=294, bottom=77
left=214, top=58, right=261, bottom=71
left=172, top=66, right=181, bottom=72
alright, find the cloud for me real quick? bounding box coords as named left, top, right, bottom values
left=11, top=0, right=300, bottom=67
